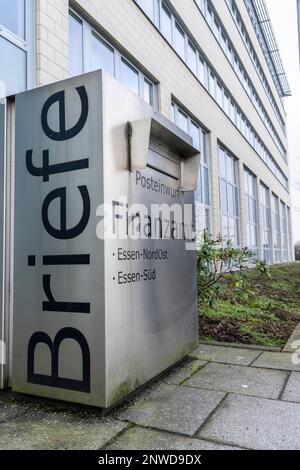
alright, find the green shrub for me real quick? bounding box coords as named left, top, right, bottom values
left=197, top=232, right=270, bottom=308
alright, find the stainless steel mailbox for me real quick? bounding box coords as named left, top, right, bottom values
left=12, top=70, right=199, bottom=407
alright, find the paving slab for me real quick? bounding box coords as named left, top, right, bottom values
left=106, top=426, right=241, bottom=450
left=189, top=344, right=261, bottom=366
left=283, top=323, right=300, bottom=353
left=251, top=351, right=300, bottom=371
left=184, top=362, right=288, bottom=399
left=163, top=360, right=207, bottom=385
left=281, top=372, right=300, bottom=403
left=198, top=394, right=300, bottom=450
left=0, top=410, right=128, bottom=450
left=115, top=383, right=225, bottom=436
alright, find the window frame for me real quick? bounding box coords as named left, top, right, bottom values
left=0, top=0, right=36, bottom=95
left=171, top=101, right=212, bottom=235
left=69, top=7, right=157, bottom=108
left=260, top=182, right=272, bottom=263
left=244, top=167, right=259, bottom=256
left=272, top=193, right=282, bottom=263
left=218, top=145, right=240, bottom=246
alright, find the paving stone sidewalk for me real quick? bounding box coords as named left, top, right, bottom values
left=1, top=342, right=300, bottom=450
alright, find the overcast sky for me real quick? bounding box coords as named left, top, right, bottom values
left=265, top=0, right=300, bottom=242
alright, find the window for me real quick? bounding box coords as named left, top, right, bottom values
left=216, top=81, right=223, bottom=107
left=198, top=55, right=206, bottom=85
left=229, top=99, right=236, bottom=123
left=161, top=3, right=172, bottom=43
left=227, top=44, right=234, bottom=64
left=221, top=32, right=227, bottom=53
left=281, top=202, right=288, bottom=262
left=69, top=10, right=156, bottom=105
left=196, top=0, right=205, bottom=13
left=223, top=92, right=230, bottom=116
left=0, top=0, right=25, bottom=39
left=208, top=71, right=215, bottom=97
left=136, top=0, right=154, bottom=21
left=92, top=33, right=114, bottom=76
left=177, top=109, right=188, bottom=133
left=213, top=18, right=220, bottom=40
left=0, top=36, right=26, bottom=95
left=260, top=183, right=272, bottom=263
left=287, top=207, right=292, bottom=260
left=69, top=12, right=83, bottom=76
left=144, top=79, right=153, bottom=105
left=272, top=194, right=281, bottom=263
left=172, top=102, right=211, bottom=235
left=190, top=121, right=200, bottom=150
left=0, top=0, right=34, bottom=96
left=206, top=4, right=213, bottom=27
left=121, top=59, right=139, bottom=95
left=174, top=22, right=185, bottom=59
left=236, top=110, right=241, bottom=130
left=218, top=146, right=239, bottom=245
left=244, top=168, right=258, bottom=256
left=187, top=41, right=197, bottom=75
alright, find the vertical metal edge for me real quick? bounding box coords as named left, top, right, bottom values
left=0, top=97, right=6, bottom=388
left=6, top=98, right=15, bottom=387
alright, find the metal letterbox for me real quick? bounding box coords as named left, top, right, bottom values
left=12, top=71, right=200, bottom=407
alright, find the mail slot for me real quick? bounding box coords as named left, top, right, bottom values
left=12, top=70, right=200, bottom=408
left=148, top=138, right=180, bottom=180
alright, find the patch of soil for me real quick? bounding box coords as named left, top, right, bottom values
left=198, top=316, right=253, bottom=344
left=271, top=308, right=300, bottom=322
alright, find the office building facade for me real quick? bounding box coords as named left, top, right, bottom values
left=0, top=0, right=293, bottom=263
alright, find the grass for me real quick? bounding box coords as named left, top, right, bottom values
left=199, top=262, right=300, bottom=348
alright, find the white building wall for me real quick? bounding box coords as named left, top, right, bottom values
left=35, top=0, right=292, bottom=262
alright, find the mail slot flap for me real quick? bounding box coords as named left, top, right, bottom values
left=129, top=113, right=200, bottom=191
left=148, top=138, right=180, bottom=180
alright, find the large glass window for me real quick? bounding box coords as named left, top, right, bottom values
left=177, top=108, right=188, bottom=133
left=198, top=55, right=206, bottom=85
left=208, top=71, right=215, bottom=97
left=136, top=0, right=155, bottom=21
left=281, top=201, right=288, bottom=262
left=174, top=22, right=185, bottom=59
left=69, top=10, right=156, bottom=106
left=69, top=12, right=83, bottom=77
left=0, top=36, right=26, bottom=95
left=218, top=146, right=239, bottom=245
left=287, top=207, right=292, bottom=261
left=187, top=41, right=197, bottom=75
left=92, top=33, right=114, bottom=76
left=0, top=0, right=34, bottom=96
left=0, top=0, right=25, bottom=39
left=272, top=194, right=281, bottom=263
left=172, top=102, right=211, bottom=236
left=216, top=81, right=223, bottom=107
left=260, top=183, right=272, bottom=263
left=144, top=79, right=153, bottom=105
left=161, top=2, right=172, bottom=43
left=121, top=60, right=139, bottom=95
left=244, top=168, right=258, bottom=256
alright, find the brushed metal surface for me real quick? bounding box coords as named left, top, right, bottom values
left=13, top=70, right=198, bottom=407
left=0, top=99, right=5, bottom=388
